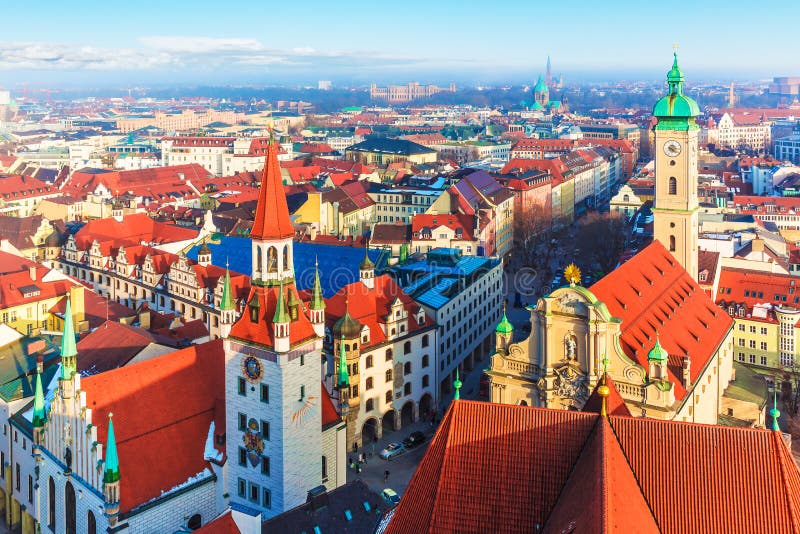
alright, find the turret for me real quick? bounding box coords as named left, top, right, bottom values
left=111, top=199, right=124, bottom=222
left=359, top=246, right=375, bottom=290
left=495, top=302, right=514, bottom=354
left=272, top=282, right=290, bottom=353
left=59, top=295, right=78, bottom=398
left=219, top=261, right=236, bottom=339
left=103, top=412, right=121, bottom=527
left=32, top=368, right=46, bottom=450
left=770, top=390, right=781, bottom=432
left=197, top=243, right=212, bottom=267
left=647, top=333, right=669, bottom=382
left=309, top=258, right=326, bottom=338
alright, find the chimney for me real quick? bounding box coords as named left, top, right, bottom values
left=681, top=355, right=691, bottom=388
left=138, top=307, right=151, bottom=330
left=29, top=266, right=36, bottom=281
left=69, top=285, right=86, bottom=326
left=751, top=238, right=764, bottom=253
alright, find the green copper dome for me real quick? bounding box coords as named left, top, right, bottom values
left=496, top=306, right=514, bottom=334
left=653, top=51, right=700, bottom=127
left=359, top=249, right=374, bottom=271
left=530, top=101, right=544, bottom=111
left=647, top=335, right=669, bottom=362
left=533, top=75, right=549, bottom=93
left=333, top=301, right=361, bottom=339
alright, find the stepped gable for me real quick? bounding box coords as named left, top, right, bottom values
left=589, top=240, right=732, bottom=400
left=80, top=339, right=225, bottom=513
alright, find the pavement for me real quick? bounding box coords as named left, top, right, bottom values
left=348, top=358, right=491, bottom=498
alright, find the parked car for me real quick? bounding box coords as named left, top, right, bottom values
left=382, top=488, right=400, bottom=506
left=379, top=442, right=406, bottom=460
left=403, top=431, right=427, bottom=449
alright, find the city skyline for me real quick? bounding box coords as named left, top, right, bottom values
left=1, top=0, right=797, bottom=87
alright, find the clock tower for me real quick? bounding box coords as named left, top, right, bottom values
left=224, top=134, right=325, bottom=519
left=652, top=50, right=700, bottom=280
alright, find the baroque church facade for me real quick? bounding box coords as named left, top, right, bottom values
left=488, top=53, right=735, bottom=423
left=4, top=135, right=346, bottom=533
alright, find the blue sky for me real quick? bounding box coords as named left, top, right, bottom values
left=1, top=0, right=796, bottom=87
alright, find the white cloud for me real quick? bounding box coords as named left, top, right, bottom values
left=0, top=37, right=444, bottom=74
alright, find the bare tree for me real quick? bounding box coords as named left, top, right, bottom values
left=575, top=211, right=628, bottom=274
left=513, top=203, right=552, bottom=268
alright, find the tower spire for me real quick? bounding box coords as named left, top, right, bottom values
left=273, top=281, right=289, bottom=324
left=220, top=261, right=235, bottom=311
left=251, top=133, right=294, bottom=241
left=310, top=257, right=325, bottom=311
left=104, top=413, right=120, bottom=483
left=770, top=390, right=781, bottom=431
left=453, top=368, right=462, bottom=400
left=60, top=294, right=77, bottom=380
left=337, top=333, right=349, bottom=389
left=32, top=368, right=45, bottom=429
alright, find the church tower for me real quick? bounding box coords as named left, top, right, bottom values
left=219, top=263, right=237, bottom=339
left=224, top=133, right=323, bottom=519
left=652, top=50, right=700, bottom=280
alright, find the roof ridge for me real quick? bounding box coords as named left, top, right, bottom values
left=771, top=430, right=800, bottom=531
left=607, top=416, right=662, bottom=532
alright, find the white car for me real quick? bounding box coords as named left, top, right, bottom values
left=379, top=442, right=406, bottom=460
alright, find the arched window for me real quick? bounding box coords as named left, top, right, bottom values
left=385, top=349, right=393, bottom=362
left=256, top=247, right=262, bottom=272
left=385, top=391, right=393, bottom=404
left=385, top=369, right=393, bottom=383
left=48, top=477, right=55, bottom=529
left=282, top=245, right=289, bottom=272
left=366, top=377, right=374, bottom=390
left=669, top=235, right=676, bottom=252
left=366, top=398, right=374, bottom=411
left=366, top=355, right=373, bottom=369
left=65, top=481, right=76, bottom=534
left=668, top=177, right=677, bottom=195
left=422, top=335, right=429, bottom=348
left=267, top=246, right=278, bottom=272
left=422, top=354, right=429, bottom=368
left=403, top=341, right=411, bottom=355
left=322, top=456, right=328, bottom=480
left=623, top=194, right=630, bottom=202
left=404, top=362, right=412, bottom=376
left=187, top=514, right=202, bottom=530
left=87, top=511, right=97, bottom=534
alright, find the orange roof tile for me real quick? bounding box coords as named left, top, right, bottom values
left=582, top=375, right=631, bottom=417
left=81, top=340, right=225, bottom=514
left=251, top=139, right=294, bottom=240
left=388, top=400, right=800, bottom=534
left=589, top=241, right=732, bottom=400
left=228, top=284, right=317, bottom=349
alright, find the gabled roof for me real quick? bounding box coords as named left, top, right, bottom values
left=543, top=417, right=659, bottom=533
left=251, top=139, right=294, bottom=240
left=589, top=241, right=732, bottom=400
left=228, top=284, right=317, bottom=350
left=582, top=375, right=631, bottom=417
left=73, top=213, right=198, bottom=250
left=81, top=339, right=225, bottom=514
left=387, top=400, right=800, bottom=534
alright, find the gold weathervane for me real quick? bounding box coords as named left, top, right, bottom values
left=564, top=263, right=581, bottom=286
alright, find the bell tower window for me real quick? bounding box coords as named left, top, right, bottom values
left=668, top=177, right=677, bottom=195
left=669, top=235, right=676, bottom=252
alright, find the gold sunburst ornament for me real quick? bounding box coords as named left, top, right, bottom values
left=564, top=264, right=581, bottom=287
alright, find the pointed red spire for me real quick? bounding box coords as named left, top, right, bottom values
left=251, top=137, right=294, bottom=240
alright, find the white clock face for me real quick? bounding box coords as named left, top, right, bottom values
left=664, top=140, right=681, bottom=157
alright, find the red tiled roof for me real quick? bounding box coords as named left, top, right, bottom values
left=320, top=383, right=341, bottom=428
left=543, top=417, right=659, bottom=533
left=0, top=253, right=74, bottom=308
left=228, top=284, right=317, bottom=349
left=324, top=275, right=433, bottom=350
left=194, top=510, right=240, bottom=533
left=0, top=174, right=54, bottom=200
left=74, top=213, right=198, bottom=250
left=582, top=375, right=631, bottom=417
left=412, top=213, right=475, bottom=242
left=251, top=139, right=294, bottom=240
left=590, top=241, right=732, bottom=400
left=387, top=400, right=800, bottom=534
left=716, top=267, right=799, bottom=316
left=76, top=321, right=158, bottom=374
left=64, top=164, right=212, bottom=200
left=81, top=340, right=225, bottom=514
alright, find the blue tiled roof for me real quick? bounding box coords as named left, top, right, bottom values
left=187, top=236, right=383, bottom=298
left=415, top=278, right=459, bottom=309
